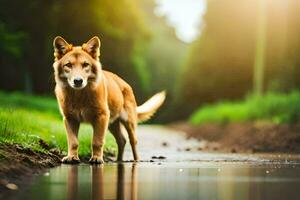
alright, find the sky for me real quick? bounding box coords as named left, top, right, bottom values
left=154, top=0, right=207, bottom=43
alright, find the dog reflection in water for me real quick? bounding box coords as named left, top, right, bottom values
left=66, top=164, right=137, bottom=200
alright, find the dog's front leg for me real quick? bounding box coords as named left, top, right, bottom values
left=89, top=111, right=110, bottom=164
left=62, top=117, right=80, bottom=164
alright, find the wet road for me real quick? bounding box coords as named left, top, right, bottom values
left=14, top=126, right=300, bottom=200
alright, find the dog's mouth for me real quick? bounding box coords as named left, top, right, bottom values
left=71, top=85, right=85, bottom=90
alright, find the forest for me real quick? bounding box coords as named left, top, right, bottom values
left=1, top=0, right=300, bottom=123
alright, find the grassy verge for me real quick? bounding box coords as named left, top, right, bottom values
left=190, top=91, right=300, bottom=125
left=0, top=91, right=116, bottom=159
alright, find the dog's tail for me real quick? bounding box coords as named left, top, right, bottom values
left=136, top=91, right=166, bottom=122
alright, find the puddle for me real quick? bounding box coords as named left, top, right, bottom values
left=11, top=126, right=300, bottom=199
left=16, top=162, right=300, bottom=200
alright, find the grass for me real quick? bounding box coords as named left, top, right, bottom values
left=0, top=91, right=116, bottom=158
left=190, top=91, right=300, bottom=125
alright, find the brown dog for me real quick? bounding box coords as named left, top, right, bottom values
left=52, top=36, right=166, bottom=164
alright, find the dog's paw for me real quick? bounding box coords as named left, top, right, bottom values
left=61, top=155, right=80, bottom=164
left=89, top=156, right=104, bottom=164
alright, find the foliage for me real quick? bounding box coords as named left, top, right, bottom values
left=0, top=91, right=116, bottom=158
left=0, top=22, right=26, bottom=58
left=190, top=91, right=300, bottom=125
left=0, top=0, right=151, bottom=96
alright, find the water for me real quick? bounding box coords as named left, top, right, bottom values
left=11, top=126, right=300, bottom=199
left=16, top=161, right=300, bottom=200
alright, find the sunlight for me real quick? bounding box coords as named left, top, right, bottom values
left=154, top=0, right=206, bottom=43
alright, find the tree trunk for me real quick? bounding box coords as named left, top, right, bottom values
left=253, top=0, right=267, bottom=96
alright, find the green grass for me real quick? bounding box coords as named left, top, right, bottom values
left=0, top=91, right=116, bottom=158
left=190, top=91, right=300, bottom=125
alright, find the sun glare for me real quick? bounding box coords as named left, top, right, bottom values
left=154, top=0, right=206, bottom=43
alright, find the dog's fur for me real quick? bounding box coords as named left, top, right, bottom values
left=52, top=36, right=166, bottom=164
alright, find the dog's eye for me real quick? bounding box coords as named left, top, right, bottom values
left=82, top=62, right=90, bottom=68
left=64, top=62, right=72, bottom=68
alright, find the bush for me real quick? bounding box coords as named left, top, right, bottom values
left=189, top=91, right=300, bottom=125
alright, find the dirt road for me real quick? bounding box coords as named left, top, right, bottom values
left=125, top=125, right=300, bottom=164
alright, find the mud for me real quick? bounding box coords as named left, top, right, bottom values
left=0, top=143, right=61, bottom=177
left=170, top=122, right=300, bottom=153
left=0, top=143, right=62, bottom=199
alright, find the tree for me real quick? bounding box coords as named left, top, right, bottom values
left=253, top=0, right=267, bottom=96
left=0, top=0, right=150, bottom=98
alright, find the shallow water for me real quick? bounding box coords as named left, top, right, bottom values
left=12, top=126, right=300, bottom=199
left=16, top=161, right=300, bottom=200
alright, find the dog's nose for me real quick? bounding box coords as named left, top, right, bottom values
left=73, top=77, right=83, bottom=87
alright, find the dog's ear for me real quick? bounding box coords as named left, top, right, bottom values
left=82, top=36, right=101, bottom=60
left=53, top=36, right=72, bottom=60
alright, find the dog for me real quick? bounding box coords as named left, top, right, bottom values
left=52, top=36, right=166, bottom=164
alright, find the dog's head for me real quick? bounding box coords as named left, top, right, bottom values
left=52, top=36, right=101, bottom=90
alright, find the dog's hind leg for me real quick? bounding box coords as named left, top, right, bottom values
left=122, top=118, right=139, bottom=161
left=121, top=88, right=139, bottom=161
left=109, top=120, right=126, bottom=161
